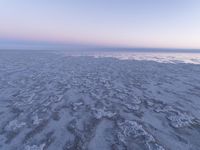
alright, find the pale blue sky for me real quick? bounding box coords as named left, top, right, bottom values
left=0, top=0, right=200, bottom=49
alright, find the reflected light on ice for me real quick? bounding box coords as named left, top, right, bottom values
left=64, top=51, right=200, bottom=64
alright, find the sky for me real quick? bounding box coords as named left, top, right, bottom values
left=0, top=0, right=200, bottom=50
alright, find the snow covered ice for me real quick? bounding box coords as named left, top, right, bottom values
left=0, top=50, right=200, bottom=150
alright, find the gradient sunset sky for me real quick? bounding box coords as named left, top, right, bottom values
left=0, top=0, right=200, bottom=49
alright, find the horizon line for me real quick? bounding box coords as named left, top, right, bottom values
left=1, top=37, right=200, bottom=51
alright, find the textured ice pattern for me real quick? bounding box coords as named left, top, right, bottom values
left=0, top=50, right=200, bottom=150
left=117, top=120, right=164, bottom=150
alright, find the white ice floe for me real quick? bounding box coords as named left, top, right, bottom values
left=27, top=93, right=35, bottom=104
left=123, top=103, right=140, bottom=111
left=167, top=113, right=195, bottom=128
left=6, top=119, right=26, bottom=131
left=117, top=120, right=154, bottom=142
left=92, top=107, right=116, bottom=119
left=32, top=115, right=42, bottom=125
left=72, top=101, right=84, bottom=111
left=117, top=120, right=165, bottom=150
left=155, top=105, right=196, bottom=128
left=24, top=143, right=45, bottom=150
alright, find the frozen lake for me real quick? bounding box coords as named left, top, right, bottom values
left=0, top=50, right=200, bottom=150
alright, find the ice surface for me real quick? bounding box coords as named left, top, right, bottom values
left=0, top=50, right=200, bottom=150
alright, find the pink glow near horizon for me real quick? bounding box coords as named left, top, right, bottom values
left=0, top=0, right=200, bottom=49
